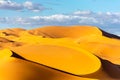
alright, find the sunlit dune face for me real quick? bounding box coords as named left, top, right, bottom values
left=28, top=26, right=102, bottom=38
left=0, top=25, right=120, bottom=80
left=79, top=42, right=120, bottom=65
left=11, top=44, right=101, bottom=75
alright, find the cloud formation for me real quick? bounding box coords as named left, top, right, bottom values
left=0, top=0, right=46, bottom=12
left=0, top=10, right=120, bottom=35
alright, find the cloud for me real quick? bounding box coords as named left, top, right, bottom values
left=0, top=0, right=47, bottom=12
left=1, top=10, right=120, bottom=35
left=73, top=10, right=92, bottom=15
left=0, top=0, right=23, bottom=10
left=23, top=1, right=46, bottom=12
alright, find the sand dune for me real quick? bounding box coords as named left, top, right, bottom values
left=28, top=26, right=102, bottom=38
left=0, top=25, right=120, bottom=80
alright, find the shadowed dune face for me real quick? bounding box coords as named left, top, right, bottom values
left=0, top=25, right=120, bottom=80
left=0, top=37, right=14, bottom=43
left=100, top=29, right=120, bottom=39
left=0, top=37, right=24, bottom=49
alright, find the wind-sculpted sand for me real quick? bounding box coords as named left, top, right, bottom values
left=0, top=26, right=120, bottom=80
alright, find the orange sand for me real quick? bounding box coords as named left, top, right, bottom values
left=0, top=26, right=120, bottom=80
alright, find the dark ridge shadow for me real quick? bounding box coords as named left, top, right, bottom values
left=100, top=59, right=120, bottom=79
left=11, top=51, right=26, bottom=60
left=40, top=31, right=56, bottom=38
left=99, top=29, right=120, bottom=39
left=2, top=32, right=19, bottom=37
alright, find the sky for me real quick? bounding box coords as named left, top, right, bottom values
left=0, top=0, right=120, bottom=35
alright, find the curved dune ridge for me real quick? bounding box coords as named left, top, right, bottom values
left=0, top=26, right=120, bottom=80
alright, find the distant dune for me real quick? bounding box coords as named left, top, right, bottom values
left=0, top=25, right=120, bottom=80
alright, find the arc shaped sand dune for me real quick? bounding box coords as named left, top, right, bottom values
left=11, top=44, right=101, bottom=75
left=0, top=25, right=120, bottom=80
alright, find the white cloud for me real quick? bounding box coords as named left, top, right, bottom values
left=1, top=10, right=120, bottom=35
left=1, top=11, right=120, bottom=26
left=0, top=0, right=23, bottom=10
left=73, top=11, right=92, bottom=15
left=0, top=0, right=46, bottom=12
left=23, top=1, right=46, bottom=12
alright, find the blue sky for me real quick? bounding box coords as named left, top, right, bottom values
left=0, top=0, right=120, bottom=35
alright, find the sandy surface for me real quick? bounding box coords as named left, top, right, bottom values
left=0, top=26, right=120, bottom=80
